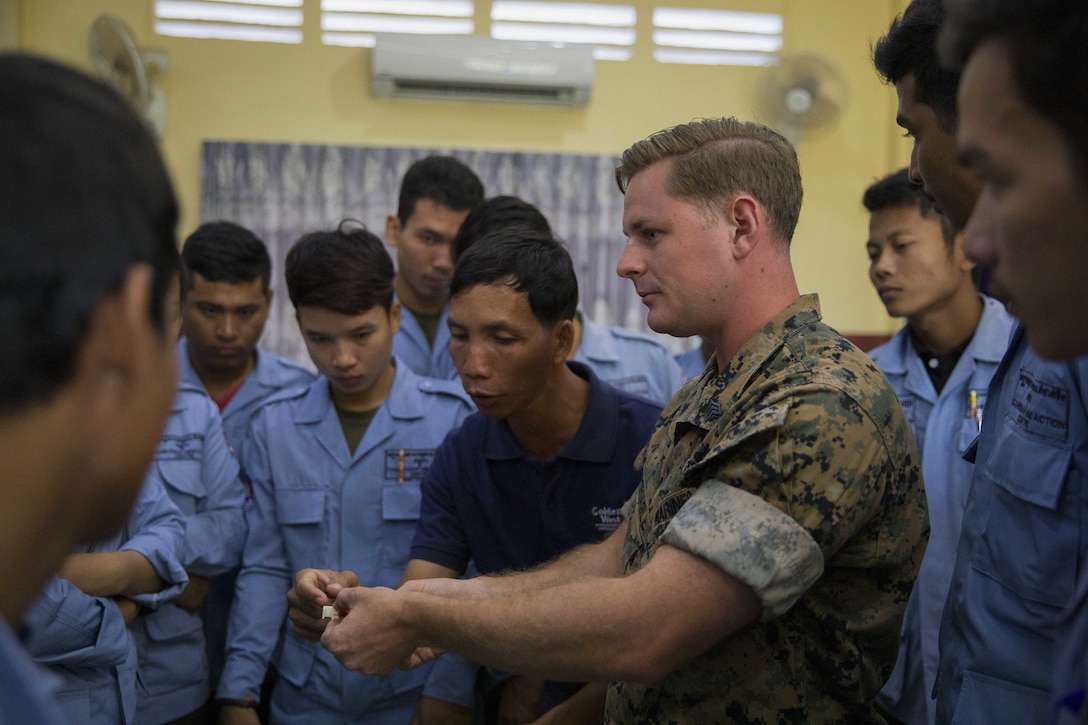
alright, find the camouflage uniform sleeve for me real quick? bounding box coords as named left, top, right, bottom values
left=660, top=384, right=897, bottom=621
left=662, top=481, right=823, bottom=620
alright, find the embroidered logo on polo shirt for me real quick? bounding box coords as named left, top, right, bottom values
left=593, top=506, right=622, bottom=533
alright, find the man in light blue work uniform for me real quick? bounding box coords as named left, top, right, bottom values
left=179, top=221, right=315, bottom=461
left=450, top=195, right=683, bottom=406
left=217, top=223, right=474, bottom=723
left=876, top=2, right=1088, bottom=721
left=0, top=55, right=182, bottom=724
left=386, top=156, right=485, bottom=380
left=937, top=1, right=1088, bottom=722
left=863, top=169, right=1013, bottom=725
left=131, top=266, right=247, bottom=725
left=26, top=477, right=189, bottom=725
left=131, top=375, right=247, bottom=722
left=178, top=221, right=315, bottom=700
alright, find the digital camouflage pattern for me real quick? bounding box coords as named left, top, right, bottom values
left=606, top=294, right=928, bottom=724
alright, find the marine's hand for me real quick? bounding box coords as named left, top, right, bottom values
left=287, top=568, right=360, bottom=642
left=321, top=585, right=421, bottom=676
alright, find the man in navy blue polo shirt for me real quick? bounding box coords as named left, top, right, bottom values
left=413, top=228, right=662, bottom=724
left=289, top=229, right=661, bottom=724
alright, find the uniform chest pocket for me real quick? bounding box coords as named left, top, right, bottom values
left=975, top=422, right=1076, bottom=607
left=156, top=459, right=205, bottom=513
left=377, top=484, right=422, bottom=586
left=382, top=483, right=422, bottom=521
left=276, top=488, right=326, bottom=525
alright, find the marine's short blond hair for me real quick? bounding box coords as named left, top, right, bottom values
left=615, top=117, right=803, bottom=245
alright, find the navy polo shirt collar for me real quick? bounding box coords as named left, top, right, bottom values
left=480, top=361, right=619, bottom=464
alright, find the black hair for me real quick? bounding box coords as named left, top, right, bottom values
left=864, top=169, right=955, bottom=249
left=180, top=221, right=271, bottom=295
left=285, top=220, right=395, bottom=315
left=0, top=53, right=178, bottom=417
left=940, top=0, right=1088, bottom=186
left=450, top=229, right=578, bottom=328
left=451, top=195, right=553, bottom=265
left=873, top=0, right=961, bottom=131
left=396, top=155, right=485, bottom=226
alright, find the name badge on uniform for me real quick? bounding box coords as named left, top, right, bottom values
left=384, top=448, right=436, bottom=482
left=156, top=433, right=205, bottom=461
left=1009, top=369, right=1070, bottom=442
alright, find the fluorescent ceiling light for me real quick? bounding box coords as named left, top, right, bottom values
left=653, top=8, right=782, bottom=35
left=491, top=21, right=634, bottom=45
left=155, top=19, right=302, bottom=41
left=653, top=29, right=781, bottom=52
left=653, top=48, right=776, bottom=66
left=322, top=13, right=473, bottom=33
left=321, top=0, right=473, bottom=17
left=322, top=31, right=377, bottom=46
left=156, top=1, right=302, bottom=26
left=491, top=1, right=635, bottom=27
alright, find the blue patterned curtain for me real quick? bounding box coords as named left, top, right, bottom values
left=201, top=141, right=684, bottom=365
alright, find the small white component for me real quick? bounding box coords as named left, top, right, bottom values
left=322, top=605, right=341, bottom=620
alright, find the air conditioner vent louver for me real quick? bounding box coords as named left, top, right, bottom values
left=371, top=34, right=594, bottom=107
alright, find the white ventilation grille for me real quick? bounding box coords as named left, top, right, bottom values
left=322, top=0, right=474, bottom=48
left=154, top=0, right=304, bottom=44
left=652, top=7, right=782, bottom=66
left=491, top=1, right=636, bottom=61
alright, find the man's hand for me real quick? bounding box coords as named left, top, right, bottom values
left=287, top=568, right=359, bottom=642
left=216, top=704, right=260, bottom=725
left=410, top=696, right=472, bottom=725
left=174, top=574, right=210, bottom=612
left=321, top=586, right=426, bottom=676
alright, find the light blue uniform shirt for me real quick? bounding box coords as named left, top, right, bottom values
left=394, top=302, right=457, bottom=380
left=574, top=315, right=684, bottom=406
left=176, top=337, right=315, bottom=468
left=219, top=359, right=473, bottom=723
left=871, top=296, right=1014, bottom=724
left=675, top=345, right=709, bottom=380
left=1052, top=561, right=1088, bottom=724
left=131, top=383, right=246, bottom=724
left=0, top=617, right=65, bottom=725
left=24, top=478, right=188, bottom=725
left=936, top=326, right=1088, bottom=723
left=176, top=336, right=314, bottom=687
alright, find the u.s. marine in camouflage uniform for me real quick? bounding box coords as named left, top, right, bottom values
left=611, top=294, right=927, bottom=723
left=304, top=117, right=928, bottom=725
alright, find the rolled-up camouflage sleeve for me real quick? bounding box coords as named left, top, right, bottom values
left=656, top=384, right=898, bottom=622
left=662, top=480, right=823, bottom=620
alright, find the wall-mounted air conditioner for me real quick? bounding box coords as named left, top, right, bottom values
left=371, top=34, right=595, bottom=107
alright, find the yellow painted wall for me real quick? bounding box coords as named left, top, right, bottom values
left=15, top=0, right=911, bottom=335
